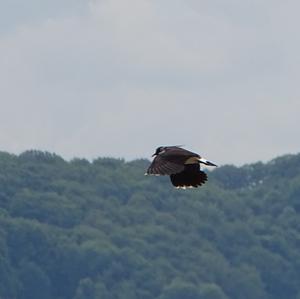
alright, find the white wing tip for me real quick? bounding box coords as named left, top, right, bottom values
left=175, top=185, right=195, bottom=190
left=145, top=172, right=162, bottom=176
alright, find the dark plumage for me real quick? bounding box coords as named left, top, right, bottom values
left=146, top=146, right=217, bottom=188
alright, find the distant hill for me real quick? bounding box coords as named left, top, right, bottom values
left=0, top=150, right=300, bottom=299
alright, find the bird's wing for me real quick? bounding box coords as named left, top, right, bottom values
left=146, top=154, right=184, bottom=175
left=162, top=146, right=200, bottom=163
left=170, top=164, right=207, bottom=188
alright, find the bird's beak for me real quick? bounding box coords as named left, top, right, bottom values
left=151, top=153, right=156, bottom=157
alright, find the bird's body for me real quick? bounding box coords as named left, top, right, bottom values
left=146, top=146, right=216, bottom=188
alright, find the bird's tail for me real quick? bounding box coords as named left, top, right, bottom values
left=199, top=157, right=217, bottom=167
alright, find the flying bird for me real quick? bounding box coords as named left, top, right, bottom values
left=146, top=146, right=217, bottom=188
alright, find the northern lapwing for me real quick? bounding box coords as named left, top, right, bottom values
left=146, top=146, right=217, bottom=188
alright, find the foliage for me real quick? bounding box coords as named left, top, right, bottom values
left=0, top=150, right=299, bottom=298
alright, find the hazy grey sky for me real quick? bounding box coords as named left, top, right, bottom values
left=0, top=0, right=299, bottom=165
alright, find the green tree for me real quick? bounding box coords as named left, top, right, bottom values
left=17, top=260, right=51, bottom=299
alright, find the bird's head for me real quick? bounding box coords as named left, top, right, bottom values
left=152, top=146, right=166, bottom=157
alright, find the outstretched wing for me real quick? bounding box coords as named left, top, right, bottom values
left=146, top=154, right=184, bottom=175
left=170, top=164, right=207, bottom=188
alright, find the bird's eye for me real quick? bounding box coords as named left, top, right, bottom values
left=158, top=147, right=166, bottom=154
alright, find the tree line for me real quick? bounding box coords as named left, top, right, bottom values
left=0, top=150, right=299, bottom=299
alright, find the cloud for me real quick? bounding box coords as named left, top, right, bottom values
left=0, top=0, right=299, bottom=164
left=0, top=0, right=89, bottom=35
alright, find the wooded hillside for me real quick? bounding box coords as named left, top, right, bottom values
left=0, top=150, right=299, bottom=299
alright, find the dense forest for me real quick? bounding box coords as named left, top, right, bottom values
left=0, top=150, right=300, bottom=299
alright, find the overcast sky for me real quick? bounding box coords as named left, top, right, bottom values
left=0, top=0, right=299, bottom=165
